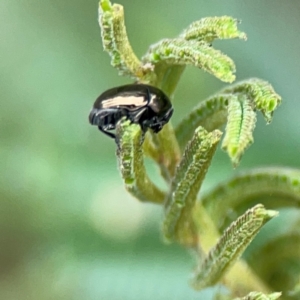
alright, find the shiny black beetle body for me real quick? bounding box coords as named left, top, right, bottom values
left=89, top=84, right=173, bottom=139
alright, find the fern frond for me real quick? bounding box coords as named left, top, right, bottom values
left=163, top=127, right=221, bottom=245
left=180, top=16, right=247, bottom=43
left=116, top=120, right=166, bottom=204
left=192, top=204, right=277, bottom=289
left=201, top=167, right=300, bottom=230
left=222, top=94, right=257, bottom=166
left=143, top=38, right=236, bottom=83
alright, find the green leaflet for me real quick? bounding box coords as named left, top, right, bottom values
left=175, top=78, right=280, bottom=162
left=223, top=78, right=282, bottom=123
left=152, top=16, right=246, bottom=96
left=201, top=167, right=300, bottom=230
left=143, top=39, right=236, bottom=83
left=180, top=16, right=247, bottom=43
left=116, top=120, right=166, bottom=204
left=192, top=204, right=277, bottom=289
left=163, top=127, right=222, bottom=245
left=222, top=94, right=257, bottom=166
left=98, top=0, right=155, bottom=82
left=143, top=16, right=246, bottom=90
left=99, top=2, right=247, bottom=86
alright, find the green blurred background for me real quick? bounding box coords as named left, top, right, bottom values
left=1, top=1, right=300, bottom=299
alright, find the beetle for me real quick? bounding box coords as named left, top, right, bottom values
left=89, top=84, right=173, bottom=139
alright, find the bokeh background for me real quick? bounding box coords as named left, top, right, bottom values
left=1, top=1, right=300, bottom=299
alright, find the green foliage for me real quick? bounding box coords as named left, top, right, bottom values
left=222, top=94, right=256, bottom=166
left=97, top=0, right=298, bottom=299
left=163, top=127, right=222, bottom=245
left=116, top=120, right=166, bottom=204
left=143, top=39, right=237, bottom=83
left=98, top=0, right=155, bottom=82
left=175, top=93, right=230, bottom=148
left=175, top=79, right=281, bottom=165
left=192, top=204, right=277, bottom=290
left=234, top=291, right=282, bottom=300
left=223, top=79, right=282, bottom=123
left=201, top=167, right=300, bottom=230
left=180, top=16, right=247, bottom=42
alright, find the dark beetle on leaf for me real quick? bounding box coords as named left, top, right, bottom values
left=89, top=84, right=173, bottom=139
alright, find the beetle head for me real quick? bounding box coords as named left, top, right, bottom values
left=148, top=107, right=174, bottom=133
left=89, top=108, right=98, bottom=125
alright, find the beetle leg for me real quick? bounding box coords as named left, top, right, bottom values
left=98, top=126, right=116, bottom=139
left=140, top=122, right=148, bottom=133
left=130, top=107, right=148, bottom=123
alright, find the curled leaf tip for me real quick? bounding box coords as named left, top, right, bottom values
left=180, top=16, right=247, bottom=43
left=98, top=0, right=144, bottom=80
left=222, top=94, right=257, bottom=166
left=143, top=39, right=237, bottom=83
left=223, top=78, right=282, bottom=124
left=163, top=126, right=221, bottom=245
left=264, top=209, right=279, bottom=220
left=192, top=204, right=274, bottom=290
left=99, top=0, right=112, bottom=12
left=116, top=120, right=166, bottom=204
